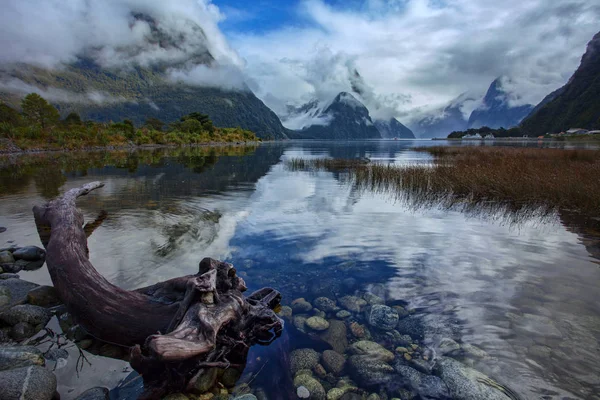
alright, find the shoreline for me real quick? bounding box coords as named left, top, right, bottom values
left=0, top=139, right=266, bottom=156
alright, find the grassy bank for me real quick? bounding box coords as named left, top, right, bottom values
left=1, top=94, right=259, bottom=152
left=288, top=146, right=600, bottom=217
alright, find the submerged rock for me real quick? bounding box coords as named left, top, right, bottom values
left=292, top=298, right=313, bottom=313
left=0, top=279, right=39, bottom=310
left=11, top=246, right=46, bottom=262
left=306, top=316, right=329, bottom=331
left=396, top=315, right=425, bottom=340
left=0, top=345, right=44, bottom=371
left=293, top=374, right=326, bottom=400
left=347, top=355, right=395, bottom=387
left=321, top=350, right=346, bottom=375
left=335, top=310, right=351, bottom=319
left=339, top=296, right=367, bottom=313
left=0, top=251, right=15, bottom=264
left=11, top=322, right=36, bottom=341
left=314, top=297, right=338, bottom=313
left=434, top=357, right=513, bottom=400
left=438, top=338, right=460, bottom=356
left=319, top=320, right=348, bottom=354
left=349, top=341, right=394, bottom=363
left=291, top=348, right=321, bottom=374
left=27, top=286, right=61, bottom=308
left=0, top=365, right=57, bottom=400
left=277, top=306, right=293, bottom=320
left=367, top=305, right=399, bottom=330
left=363, top=293, right=385, bottom=306
left=395, top=364, right=450, bottom=399
left=0, top=304, right=51, bottom=327
left=294, top=315, right=309, bottom=332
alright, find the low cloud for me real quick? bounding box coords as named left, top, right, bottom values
left=0, top=78, right=129, bottom=105
left=231, top=0, right=600, bottom=121
left=0, top=0, right=247, bottom=94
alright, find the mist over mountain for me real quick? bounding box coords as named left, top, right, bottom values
left=374, top=119, right=415, bottom=139
left=468, top=77, right=534, bottom=129
left=0, top=2, right=289, bottom=139
left=288, top=92, right=381, bottom=140
left=522, top=31, right=600, bottom=135
left=408, top=93, right=480, bottom=138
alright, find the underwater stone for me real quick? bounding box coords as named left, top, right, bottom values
left=438, top=338, right=460, bottom=356
left=367, top=305, right=399, bottom=330
left=339, top=296, right=367, bottom=312
left=335, top=310, right=351, bottom=319
left=347, top=355, right=395, bottom=388
left=306, top=316, right=330, bottom=331
left=291, top=348, right=321, bottom=374
left=314, top=297, right=338, bottom=313
left=322, top=350, right=346, bottom=376
left=349, top=341, right=395, bottom=363
left=292, top=298, right=313, bottom=313
left=294, top=374, right=326, bottom=400
left=319, top=320, right=348, bottom=354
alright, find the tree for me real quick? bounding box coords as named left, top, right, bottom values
left=64, top=112, right=82, bottom=126
left=0, top=103, right=23, bottom=126
left=181, top=112, right=214, bottom=133
left=144, top=117, right=165, bottom=131
left=21, top=93, right=60, bottom=129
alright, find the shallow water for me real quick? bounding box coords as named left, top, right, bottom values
left=1, top=141, right=599, bottom=400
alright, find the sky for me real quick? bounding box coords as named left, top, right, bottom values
left=1, top=0, right=599, bottom=124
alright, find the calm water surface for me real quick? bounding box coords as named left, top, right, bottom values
left=0, top=141, right=599, bottom=400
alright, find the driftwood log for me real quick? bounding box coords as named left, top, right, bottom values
left=33, top=182, right=283, bottom=399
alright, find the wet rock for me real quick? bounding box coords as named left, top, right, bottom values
left=294, top=374, right=326, bottom=400
left=1, top=304, right=51, bottom=326
left=460, top=344, right=489, bottom=359
left=292, top=298, right=313, bottom=313
left=306, top=316, right=329, bottom=331
left=409, top=357, right=435, bottom=375
left=363, top=293, right=385, bottom=306
left=0, top=345, right=44, bottom=371
left=396, top=334, right=413, bottom=347
left=349, top=341, right=395, bottom=363
left=347, top=355, right=394, bottom=387
left=434, top=357, right=512, bottom=400
left=297, top=386, right=311, bottom=398
left=314, top=297, right=338, bottom=313
left=0, top=251, right=15, bottom=264
left=335, top=310, right=351, bottom=319
left=326, top=388, right=345, bottom=400
left=293, top=315, right=309, bottom=332
left=319, top=320, right=348, bottom=354
left=20, top=259, right=45, bottom=272
left=349, top=322, right=369, bottom=339
left=1, top=263, right=22, bottom=274
left=340, top=394, right=362, bottom=400
left=392, top=306, right=410, bottom=319
left=191, top=367, right=218, bottom=393
left=291, top=348, right=320, bottom=374
left=277, top=306, right=293, bottom=320
left=0, top=286, right=10, bottom=308
left=45, top=348, right=69, bottom=362
left=339, top=296, right=367, bottom=313
left=221, top=368, right=242, bottom=387
left=0, top=273, right=20, bottom=280
left=0, top=365, right=57, bottom=400
left=438, top=338, right=460, bottom=356
left=322, top=350, right=346, bottom=375
left=395, top=364, right=450, bottom=399
left=27, top=286, right=60, bottom=308
left=367, top=305, right=399, bottom=330
left=396, top=315, right=425, bottom=340
left=314, top=363, right=327, bottom=378
left=11, top=322, right=36, bottom=341
left=11, top=246, right=46, bottom=262
left=0, top=278, right=39, bottom=310
left=74, top=387, right=110, bottom=400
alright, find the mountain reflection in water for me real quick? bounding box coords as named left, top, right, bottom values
left=0, top=141, right=598, bottom=400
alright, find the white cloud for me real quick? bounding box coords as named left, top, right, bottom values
left=230, top=0, right=600, bottom=122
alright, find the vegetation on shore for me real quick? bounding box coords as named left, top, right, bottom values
left=288, top=146, right=600, bottom=217
left=0, top=93, right=258, bottom=152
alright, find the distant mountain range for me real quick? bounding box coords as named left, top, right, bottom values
left=285, top=92, right=415, bottom=140
left=468, top=77, right=534, bottom=130
left=410, top=92, right=478, bottom=138
left=522, top=31, right=600, bottom=135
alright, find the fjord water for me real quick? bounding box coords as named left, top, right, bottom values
left=1, top=141, right=599, bottom=400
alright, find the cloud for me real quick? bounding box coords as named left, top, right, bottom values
left=0, top=78, right=130, bottom=105
left=0, top=0, right=246, bottom=93
left=167, top=64, right=248, bottom=91
left=231, top=0, right=600, bottom=122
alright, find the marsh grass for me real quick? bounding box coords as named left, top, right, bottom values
left=288, top=146, right=600, bottom=219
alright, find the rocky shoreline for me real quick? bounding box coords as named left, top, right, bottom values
left=0, top=241, right=516, bottom=400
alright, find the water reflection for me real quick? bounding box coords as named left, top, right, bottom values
left=0, top=141, right=599, bottom=400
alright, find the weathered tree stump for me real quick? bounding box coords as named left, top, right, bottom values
left=33, top=182, right=283, bottom=399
